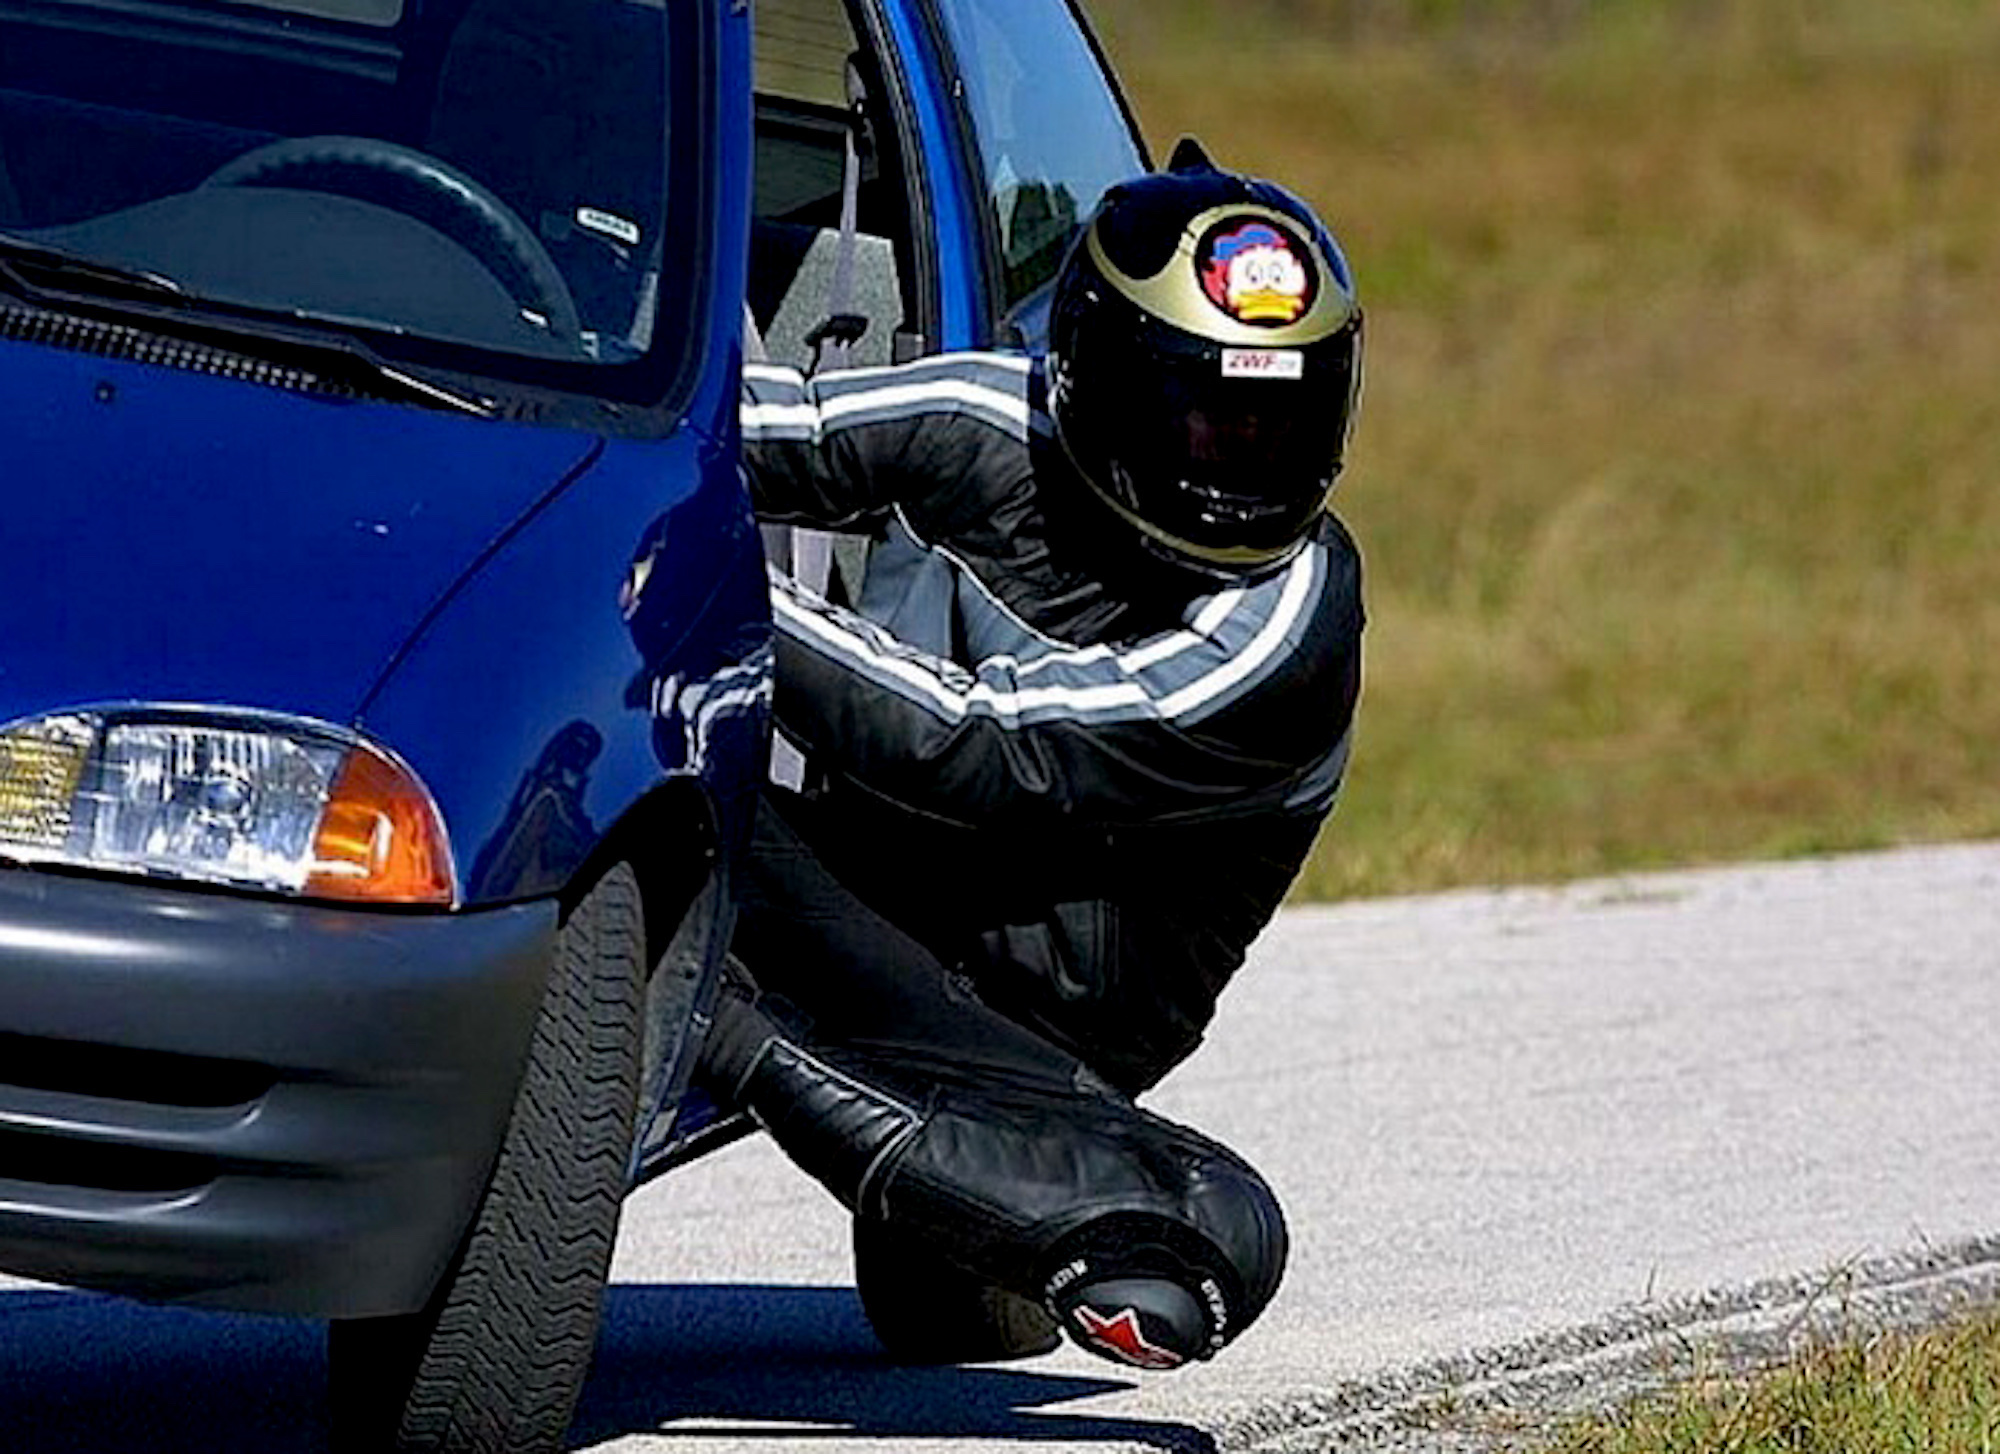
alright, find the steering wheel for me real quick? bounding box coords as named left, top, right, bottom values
left=203, top=136, right=583, bottom=344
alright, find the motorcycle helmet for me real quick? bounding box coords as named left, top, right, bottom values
left=1048, top=140, right=1362, bottom=578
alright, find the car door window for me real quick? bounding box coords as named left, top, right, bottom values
left=930, top=0, right=1146, bottom=331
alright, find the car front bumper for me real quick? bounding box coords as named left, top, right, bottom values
left=0, top=866, right=555, bottom=1318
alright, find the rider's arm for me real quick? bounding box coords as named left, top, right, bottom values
left=740, top=353, right=1035, bottom=530
left=768, top=522, right=1365, bottom=829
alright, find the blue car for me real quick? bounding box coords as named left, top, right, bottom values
left=0, top=0, right=1148, bottom=1446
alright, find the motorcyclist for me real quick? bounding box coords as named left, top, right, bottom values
left=701, top=143, right=1366, bottom=1371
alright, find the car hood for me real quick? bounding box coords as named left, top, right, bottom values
left=0, top=341, right=603, bottom=728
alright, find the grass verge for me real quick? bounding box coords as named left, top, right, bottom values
left=1086, top=0, right=2000, bottom=897
left=1524, top=1309, right=2000, bottom=1453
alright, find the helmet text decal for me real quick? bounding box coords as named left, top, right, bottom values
left=1198, top=219, right=1317, bottom=326
left=1221, top=347, right=1304, bottom=379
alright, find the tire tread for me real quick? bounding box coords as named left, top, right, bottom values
left=331, top=864, right=645, bottom=1454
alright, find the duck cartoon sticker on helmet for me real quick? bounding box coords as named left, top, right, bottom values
left=1048, top=141, right=1362, bottom=578
left=1199, top=219, right=1316, bottom=326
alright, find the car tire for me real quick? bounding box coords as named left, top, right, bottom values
left=852, top=1213, right=1061, bottom=1365
left=327, top=861, right=646, bottom=1454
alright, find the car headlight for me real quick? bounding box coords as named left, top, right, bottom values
left=0, top=709, right=455, bottom=906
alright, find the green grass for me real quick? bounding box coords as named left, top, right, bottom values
left=1526, top=1310, right=2000, bottom=1454
left=1085, top=0, right=2000, bottom=897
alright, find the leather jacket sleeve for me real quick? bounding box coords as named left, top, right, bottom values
left=740, top=355, right=1035, bottom=531
left=766, top=528, right=1362, bottom=832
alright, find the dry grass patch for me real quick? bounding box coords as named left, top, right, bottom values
left=1535, top=1309, right=2000, bottom=1453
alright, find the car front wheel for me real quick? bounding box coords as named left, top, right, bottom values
left=328, top=861, right=646, bottom=1454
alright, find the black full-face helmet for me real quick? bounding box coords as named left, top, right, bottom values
left=1048, top=142, right=1362, bottom=579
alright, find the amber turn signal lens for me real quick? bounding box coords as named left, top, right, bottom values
left=306, top=744, right=455, bottom=906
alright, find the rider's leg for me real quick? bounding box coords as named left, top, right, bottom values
left=725, top=791, right=1082, bottom=1088
left=703, top=798, right=1288, bottom=1370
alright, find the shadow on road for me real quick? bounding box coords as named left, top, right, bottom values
left=0, top=1286, right=327, bottom=1453
left=0, top=1283, right=1215, bottom=1453
left=577, top=1283, right=1216, bottom=1450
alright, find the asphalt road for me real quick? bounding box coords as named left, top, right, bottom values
left=4, top=842, right=1997, bottom=1452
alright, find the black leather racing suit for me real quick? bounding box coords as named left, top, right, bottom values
left=743, top=349, right=1364, bottom=1091
left=709, top=348, right=1365, bottom=1368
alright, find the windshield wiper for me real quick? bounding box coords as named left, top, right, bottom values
left=0, top=232, right=495, bottom=418
left=324, top=343, right=497, bottom=418
left=0, top=232, right=187, bottom=304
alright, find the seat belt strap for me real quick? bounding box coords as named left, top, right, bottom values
left=773, top=58, right=873, bottom=792
left=808, top=58, right=869, bottom=375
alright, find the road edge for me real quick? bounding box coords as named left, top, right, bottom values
left=1216, top=1234, right=2000, bottom=1452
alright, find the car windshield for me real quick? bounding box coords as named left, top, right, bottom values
left=0, top=0, right=698, bottom=399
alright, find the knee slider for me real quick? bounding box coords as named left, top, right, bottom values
left=1040, top=1148, right=1288, bottom=1369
